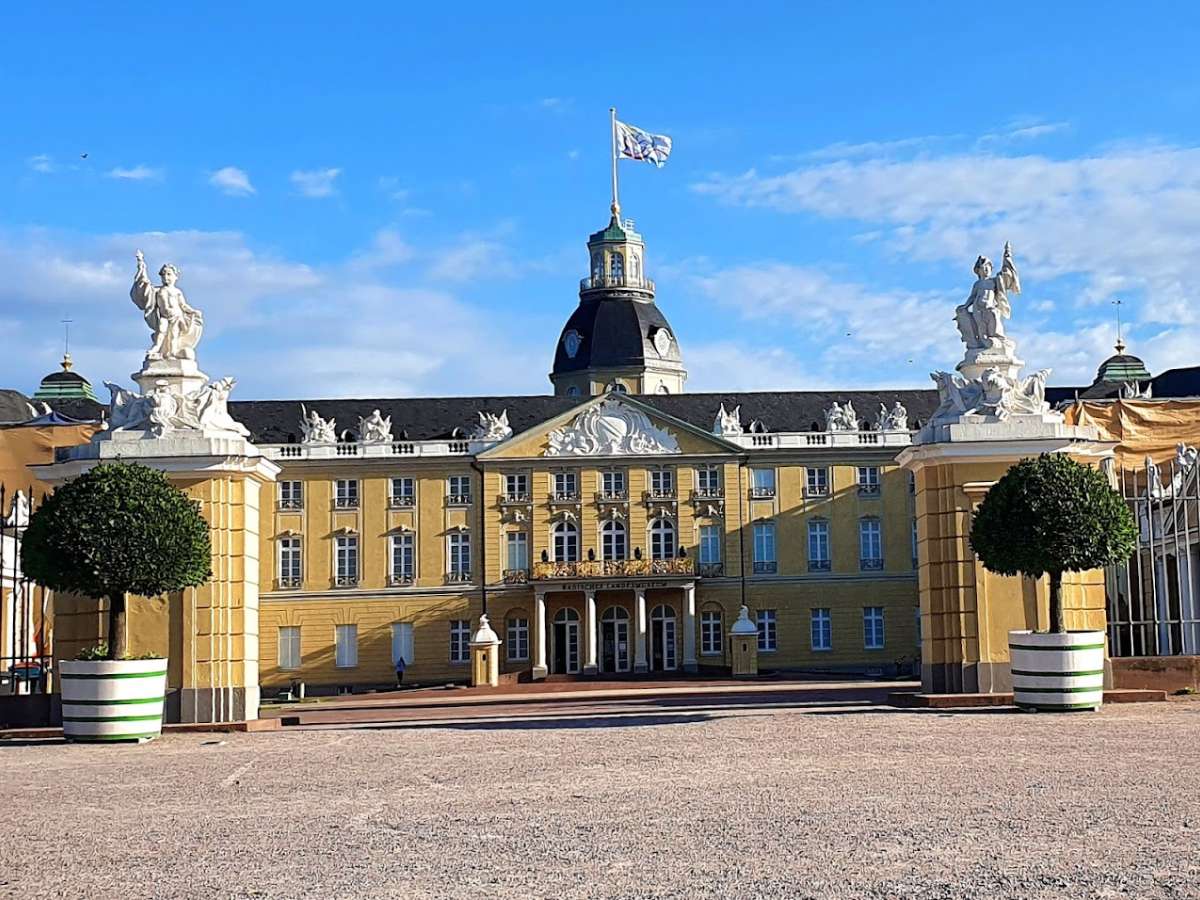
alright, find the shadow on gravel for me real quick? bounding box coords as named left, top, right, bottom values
left=0, top=738, right=68, bottom=748
left=806, top=707, right=1019, bottom=717
left=349, top=712, right=727, bottom=731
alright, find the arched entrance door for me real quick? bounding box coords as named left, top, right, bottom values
left=552, top=608, right=581, bottom=674
left=650, top=604, right=677, bottom=672
left=600, top=606, right=630, bottom=673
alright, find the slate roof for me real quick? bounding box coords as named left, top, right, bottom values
left=224, top=389, right=941, bottom=445
left=552, top=296, right=680, bottom=375
left=0, top=390, right=37, bottom=425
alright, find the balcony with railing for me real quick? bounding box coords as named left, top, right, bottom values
left=550, top=490, right=582, bottom=504
left=502, top=568, right=530, bottom=585
left=333, top=496, right=359, bottom=510
left=498, top=492, right=531, bottom=506
left=261, top=438, right=477, bottom=461
left=698, top=562, right=724, bottom=578
left=389, top=494, right=415, bottom=509
left=579, top=273, right=655, bottom=293
left=752, top=560, right=777, bottom=574
left=334, top=574, right=359, bottom=588
left=691, top=487, right=724, bottom=501
left=808, top=559, right=832, bottom=573
left=277, top=498, right=303, bottom=511
left=445, top=570, right=472, bottom=584
left=446, top=493, right=473, bottom=507
left=749, top=486, right=776, bottom=500
left=388, top=573, right=415, bottom=587
left=860, top=558, right=884, bottom=572
left=644, top=487, right=677, bottom=502
left=531, top=558, right=695, bottom=580
left=276, top=576, right=303, bottom=590
left=595, top=489, right=629, bottom=504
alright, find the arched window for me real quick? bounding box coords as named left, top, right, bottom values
left=552, top=521, right=579, bottom=562
left=656, top=384, right=670, bottom=394
left=554, top=607, right=580, bottom=623
left=601, top=520, right=627, bottom=561
left=630, top=254, right=641, bottom=281
left=651, top=604, right=676, bottom=622
left=602, top=606, right=629, bottom=622
left=566, top=385, right=581, bottom=397
left=610, top=251, right=624, bottom=280
left=649, top=518, right=676, bottom=560
left=607, top=381, right=628, bottom=394
left=591, top=253, right=604, bottom=282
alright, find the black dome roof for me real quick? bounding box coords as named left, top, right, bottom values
left=552, top=296, right=681, bottom=375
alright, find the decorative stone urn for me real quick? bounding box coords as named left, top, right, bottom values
left=1009, top=630, right=1105, bottom=712
left=59, top=658, right=169, bottom=742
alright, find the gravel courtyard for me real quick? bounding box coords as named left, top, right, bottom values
left=3, top=701, right=1199, bottom=899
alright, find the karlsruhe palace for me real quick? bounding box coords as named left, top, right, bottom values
left=12, top=209, right=1184, bottom=694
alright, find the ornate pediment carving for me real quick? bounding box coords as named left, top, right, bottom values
left=546, top=397, right=679, bottom=457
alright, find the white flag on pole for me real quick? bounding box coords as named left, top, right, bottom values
left=615, top=119, right=673, bottom=168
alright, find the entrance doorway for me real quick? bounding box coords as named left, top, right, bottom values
left=650, top=604, right=677, bottom=671
left=552, top=608, right=581, bottom=674
left=600, top=606, right=630, bottom=673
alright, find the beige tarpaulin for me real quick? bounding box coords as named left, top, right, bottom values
left=1064, top=398, right=1200, bottom=467
left=0, top=422, right=98, bottom=501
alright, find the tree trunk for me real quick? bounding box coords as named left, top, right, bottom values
left=1048, top=571, right=1065, bottom=634
left=107, top=593, right=128, bottom=660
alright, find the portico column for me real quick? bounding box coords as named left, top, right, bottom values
left=682, top=582, right=698, bottom=673
left=532, top=590, right=548, bottom=679
left=584, top=589, right=598, bottom=675
left=634, top=587, right=648, bottom=673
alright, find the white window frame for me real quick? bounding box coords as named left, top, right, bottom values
left=859, top=518, right=883, bottom=568
left=278, top=537, right=302, bottom=584
left=698, top=525, right=721, bottom=565
left=390, top=476, right=415, bottom=507
left=753, top=521, right=776, bottom=563
left=601, top=469, right=626, bottom=497
left=278, top=480, right=303, bottom=509
left=447, top=474, right=472, bottom=504
left=507, top=616, right=529, bottom=661
left=811, top=609, right=832, bottom=652
left=505, top=531, right=528, bottom=572
left=505, top=473, right=529, bottom=500
left=808, top=519, right=830, bottom=571
left=450, top=620, right=470, bottom=663
left=695, top=465, right=721, bottom=495
left=700, top=610, right=723, bottom=655
left=649, top=518, right=676, bottom=561
left=334, top=479, right=359, bottom=508
left=448, top=532, right=471, bottom=577
left=649, top=468, right=674, bottom=497
left=390, top=532, right=414, bottom=582
left=756, top=609, right=777, bottom=652
left=334, top=624, right=358, bottom=668
left=864, top=607, right=885, bottom=650
left=601, top=520, right=627, bottom=561
left=554, top=470, right=579, bottom=499
left=335, top=535, right=358, bottom=583
left=857, top=466, right=881, bottom=496
left=278, top=625, right=301, bottom=669
left=751, top=468, right=776, bottom=497
left=552, top=521, right=579, bottom=562
left=805, top=467, right=828, bottom=497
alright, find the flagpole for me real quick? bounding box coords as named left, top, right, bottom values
left=610, top=106, right=620, bottom=219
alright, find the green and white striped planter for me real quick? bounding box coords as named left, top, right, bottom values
left=1009, top=630, right=1105, bottom=712
left=59, top=658, right=168, bottom=742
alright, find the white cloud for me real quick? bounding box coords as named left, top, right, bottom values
left=290, top=168, right=342, bottom=198
left=107, top=165, right=163, bottom=181
left=208, top=166, right=256, bottom=196
left=0, top=226, right=548, bottom=400
left=567, top=149, right=580, bottom=161
left=538, top=97, right=572, bottom=112
left=27, top=154, right=54, bottom=174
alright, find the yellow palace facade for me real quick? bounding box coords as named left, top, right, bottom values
left=234, top=212, right=936, bottom=692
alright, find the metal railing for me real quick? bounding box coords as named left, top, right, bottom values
left=551, top=490, right=581, bottom=503
left=0, top=485, right=52, bottom=698
left=389, top=495, right=415, bottom=509
left=1107, top=451, right=1200, bottom=656
left=752, top=561, right=777, bottom=574
left=502, top=568, right=529, bottom=585
left=749, top=486, right=776, bottom=499
left=388, top=573, right=415, bottom=587
left=580, top=274, right=655, bottom=292
left=698, top=562, right=724, bottom=577
left=596, top=489, right=628, bottom=503
left=532, top=558, right=695, bottom=580
left=276, top=576, right=303, bottom=589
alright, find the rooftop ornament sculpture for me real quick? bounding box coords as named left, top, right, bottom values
left=712, top=403, right=742, bottom=437
left=824, top=401, right=859, bottom=433
left=875, top=401, right=909, bottom=432
left=131, top=251, right=204, bottom=363
left=358, top=409, right=393, bottom=444
left=299, top=405, right=337, bottom=443
left=472, top=409, right=513, bottom=442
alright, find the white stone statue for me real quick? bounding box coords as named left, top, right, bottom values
left=875, top=401, right=909, bottom=432
left=1120, top=380, right=1153, bottom=399
left=546, top=396, right=679, bottom=456
left=955, top=242, right=1020, bottom=355
left=131, top=251, right=204, bottom=362
left=824, top=401, right=859, bottom=432
left=1177, top=442, right=1199, bottom=472
left=104, top=376, right=249, bottom=438
left=300, top=405, right=337, bottom=443
left=472, top=409, right=513, bottom=441
left=713, top=403, right=742, bottom=437
left=358, top=409, right=393, bottom=444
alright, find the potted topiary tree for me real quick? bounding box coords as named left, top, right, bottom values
left=970, top=453, right=1136, bottom=711
left=21, top=462, right=211, bottom=741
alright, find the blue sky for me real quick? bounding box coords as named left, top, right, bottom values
left=4, top=3, right=1200, bottom=400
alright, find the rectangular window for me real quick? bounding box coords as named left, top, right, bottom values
left=756, top=609, right=777, bottom=652
left=450, top=620, right=470, bottom=663
left=857, top=466, right=881, bottom=497
left=334, top=479, right=358, bottom=509
left=700, top=610, right=723, bottom=655
left=278, top=537, right=302, bottom=586
left=911, top=518, right=919, bottom=569
left=811, top=609, right=832, bottom=651
left=753, top=521, right=776, bottom=573
left=390, top=533, right=414, bottom=583
left=859, top=519, right=883, bottom=570
left=278, top=480, right=303, bottom=509
left=864, top=607, right=885, bottom=650
left=807, top=520, right=830, bottom=571
left=805, top=467, right=828, bottom=497
left=504, top=473, right=528, bottom=501
left=390, top=476, right=415, bottom=508
left=554, top=471, right=578, bottom=499
left=391, top=622, right=414, bottom=666
left=334, top=624, right=358, bottom=668
left=278, top=625, right=301, bottom=669
left=750, top=468, right=776, bottom=498
left=448, top=532, right=471, bottom=577
left=507, top=617, right=529, bottom=661
left=601, top=470, right=626, bottom=497
left=695, top=465, right=722, bottom=495
left=505, top=531, right=528, bottom=572
left=602, top=522, right=627, bottom=561
left=335, top=535, right=358, bottom=585
left=649, top=468, right=674, bottom=497
left=447, top=474, right=472, bottom=504
left=699, top=525, right=721, bottom=565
